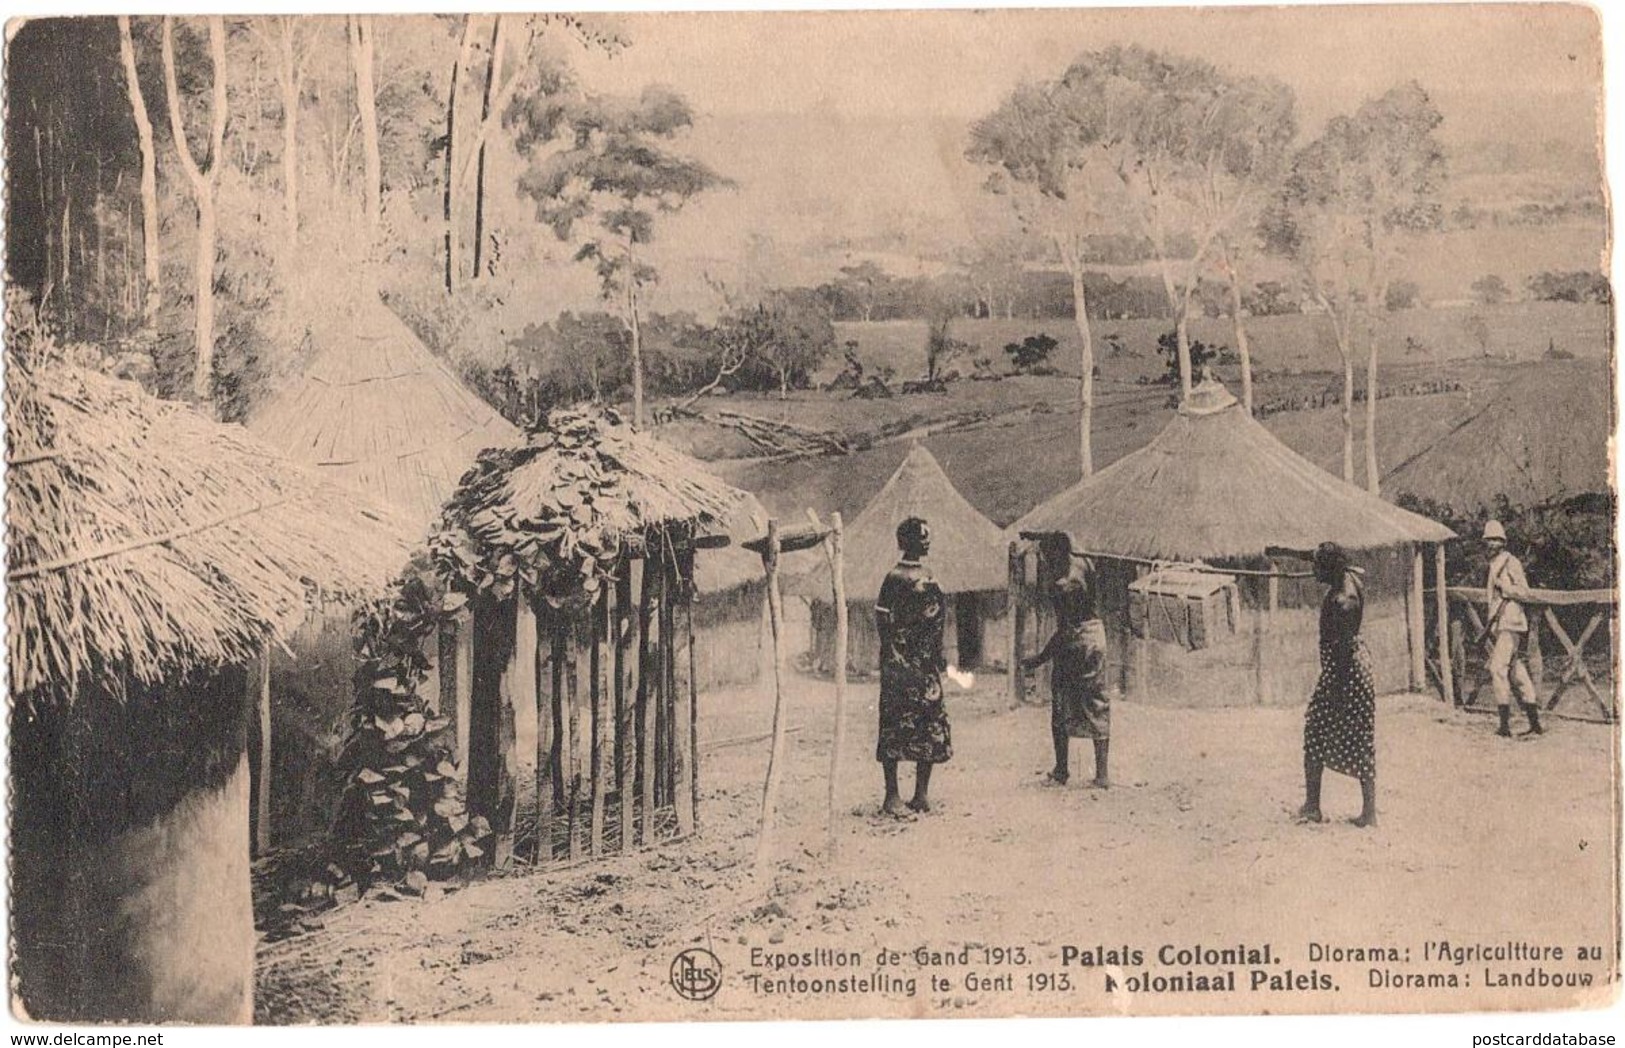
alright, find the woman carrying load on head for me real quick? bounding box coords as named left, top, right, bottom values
left=1024, top=549, right=1110, bottom=788
left=1299, top=541, right=1378, bottom=828
left=875, top=516, right=952, bottom=817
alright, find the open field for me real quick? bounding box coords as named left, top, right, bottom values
left=255, top=677, right=1618, bottom=1021
left=830, top=301, right=1611, bottom=386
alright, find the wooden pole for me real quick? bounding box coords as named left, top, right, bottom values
left=1408, top=546, right=1426, bottom=693
left=1435, top=544, right=1455, bottom=705
left=251, top=642, right=271, bottom=856
left=639, top=554, right=658, bottom=845
left=566, top=624, right=581, bottom=861
left=673, top=551, right=696, bottom=836
left=534, top=610, right=556, bottom=864
left=1008, top=541, right=1025, bottom=706
left=453, top=611, right=473, bottom=780
left=686, top=558, right=701, bottom=830
left=824, top=512, right=848, bottom=859
left=1527, top=606, right=1544, bottom=698
left=617, top=563, right=639, bottom=853
left=591, top=589, right=608, bottom=855
left=755, top=519, right=790, bottom=873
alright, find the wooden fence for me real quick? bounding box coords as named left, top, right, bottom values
left=1439, top=586, right=1615, bottom=723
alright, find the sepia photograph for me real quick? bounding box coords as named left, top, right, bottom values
left=1, top=1, right=1618, bottom=1033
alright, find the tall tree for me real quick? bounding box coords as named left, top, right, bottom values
left=270, top=17, right=311, bottom=250
left=442, top=16, right=478, bottom=291
left=969, top=80, right=1118, bottom=476
left=511, top=85, right=731, bottom=428
left=116, top=16, right=160, bottom=332
left=1264, top=82, right=1444, bottom=490
left=348, top=15, right=382, bottom=232
left=471, top=16, right=506, bottom=279
left=160, top=15, right=228, bottom=405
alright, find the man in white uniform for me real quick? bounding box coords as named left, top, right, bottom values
left=1483, top=520, right=1542, bottom=737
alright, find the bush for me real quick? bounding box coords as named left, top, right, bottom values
left=1396, top=491, right=1614, bottom=591
left=1004, top=333, right=1059, bottom=373
left=1471, top=274, right=1511, bottom=305
left=1526, top=270, right=1611, bottom=304
left=1385, top=280, right=1422, bottom=311
left=1156, top=330, right=1224, bottom=386
left=1244, top=280, right=1299, bottom=316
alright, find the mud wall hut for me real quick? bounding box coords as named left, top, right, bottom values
left=7, top=364, right=412, bottom=1023
left=245, top=287, right=519, bottom=845
left=1012, top=381, right=1455, bottom=708
left=788, top=444, right=1010, bottom=676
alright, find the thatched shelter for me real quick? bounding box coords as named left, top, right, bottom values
left=7, top=364, right=413, bottom=1023
left=433, top=406, right=749, bottom=865
left=1013, top=380, right=1456, bottom=707
left=787, top=443, right=1010, bottom=676
left=244, top=288, right=518, bottom=845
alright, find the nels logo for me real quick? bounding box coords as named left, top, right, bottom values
left=670, top=947, right=722, bottom=1001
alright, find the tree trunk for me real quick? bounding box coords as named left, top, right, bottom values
left=1069, top=263, right=1095, bottom=478
left=349, top=16, right=382, bottom=233
left=161, top=15, right=227, bottom=410
left=1158, top=258, right=1192, bottom=400
left=442, top=17, right=476, bottom=293
left=471, top=16, right=505, bottom=280
left=1339, top=345, right=1355, bottom=485
left=1364, top=324, right=1381, bottom=494
left=1219, top=240, right=1254, bottom=413
left=626, top=241, right=645, bottom=429
left=277, top=18, right=299, bottom=251
left=116, top=16, right=160, bottom=331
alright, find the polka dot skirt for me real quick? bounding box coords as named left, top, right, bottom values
left=1303, top=639, right=1376, bottom=780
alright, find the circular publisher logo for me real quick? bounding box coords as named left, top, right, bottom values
left=670, top=947, right=722, bottom=1001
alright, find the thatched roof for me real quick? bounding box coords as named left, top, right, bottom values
left=435, top=407, right=750, bottom=600
left=7, top=364, right=417, bottom=699
left=786, top=443, right=1008, bottom=600
left=1014, top=380, right=1455, bottom=561
left=246, top=289, right=518, bottom=534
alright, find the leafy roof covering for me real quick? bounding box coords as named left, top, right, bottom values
left=6, top=364, right=416, bottom=700
left=431, top=406, right=749, bottom=604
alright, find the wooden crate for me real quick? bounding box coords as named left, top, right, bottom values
left=1128, top=568, right=1238, bottom=650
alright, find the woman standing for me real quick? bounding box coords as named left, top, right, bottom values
left=875, top=517, right=951, bottom=816
left=1299, top=541, right=1378, bottom=828
left=1024, top=556, right=1110, bottom=788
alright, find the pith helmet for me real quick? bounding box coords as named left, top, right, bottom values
left=1483, top=520, right=1508, bottom=542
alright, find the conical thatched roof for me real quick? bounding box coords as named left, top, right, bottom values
left=787, top=443, right=1008, bottom=600
left=7, top=364, right=417, bottom=700
left=1014, top=380, right=1455, bottom=561
left=246, top=289, right=518, bottom=534
left=435, top=407, right=750, bottom=599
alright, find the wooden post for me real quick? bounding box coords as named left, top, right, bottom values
left=452, top=611, right=474, bottom=780
left=686, top=561, right=701, bottom=830
left=467, top=598, right=518, bottom=868
left=591, top=589, right=609, bottom=855
left=1450, top=617, right=1467, bottom=706
left=1408, top=546, right=1427, bottom=693
left=1527, top=606, right=1544, bottom=698
left=534, top=610, right=555, bottom=864
left=673, top=552, right=696, bottom=836
left=639, top=553, right=658, bottom=845
left=1008, top=541, right=1025, bottom=706
left=566, top=624, right=581, bottom=861
left=756, top=520, right=790, bottom=873
left=250, top=642, right=272, bottom=856
left=1435, top=544, right=1455, bottom=705
left=618, top=563, right=640, bottom=853
left=824, top=512, right=848, bottom=859
left=1265, top=572, right=1280, bottom=706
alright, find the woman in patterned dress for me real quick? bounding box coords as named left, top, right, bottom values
left=1023, top=556, right=1111, bottom=788
left=1299, top=541, right=1378, bottom=828
left=875, top=517, right=951, bottom=816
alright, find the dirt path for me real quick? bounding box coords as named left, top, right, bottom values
left=257, top=678, right=1618, bottom=1023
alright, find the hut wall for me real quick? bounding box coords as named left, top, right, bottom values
left=692, top=580, right=767, bottom=690
left=11, top=667, right=254, bottom=1023
left=1094, top=547, right=1418, bottom=708
left=808, top=592, right=1009, bottom=677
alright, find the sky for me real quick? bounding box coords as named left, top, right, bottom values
left=516, top=4, right=1608, bottom=315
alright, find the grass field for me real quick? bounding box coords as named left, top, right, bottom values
left=831, top=301, right=1610, bottom=386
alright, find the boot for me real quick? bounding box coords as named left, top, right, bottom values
left=1496, top=707, right=1512, bottom=737
left=1520, top=703, right=1545, bottom=736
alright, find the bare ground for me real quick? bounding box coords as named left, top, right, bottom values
left=256, top=676, right=1619, bottom=1023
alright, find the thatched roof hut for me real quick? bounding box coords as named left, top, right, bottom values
left=246, top=288, right=517, bottom=535
left=7, top=364, right=415, bottom=1024
left=1012, top=380, right=1455, bottom=708
left=788, top=443, right=1008, bottom=600
left=1014, top=381, right=1454, bottom=559
left=8, top=364, right=415, bottom=700
left=786, top=443, right=1011, bottom=676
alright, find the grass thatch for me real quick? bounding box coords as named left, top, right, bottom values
left=7, top=363, right=418, bottom=700
left=1014, top=380, right=1456, bottom=562
left=436, top=407, right=750, bottom=599
left=785, top=443, right=1009, bottom=600
left=246, top=289, right=518, bottom=534
left=694, top=491, right=769, bottom=594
